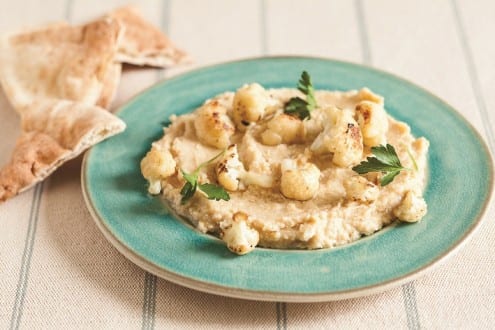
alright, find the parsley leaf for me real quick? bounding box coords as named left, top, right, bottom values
left=180, top=150, right=230, bottom=204
left=298, top=71, right=317, bottom=109
left=284, top=71, right=318, bottom=120
left=284, top=97, right=311, bottom=120
left=352, top=144, right=408, bottom=186
left=180, top=180, right=197, bottom=203
left=371, top=143, right=402, bottom=167
left=198, top=183, right=230, bottom=201
left=179, top=169, right=197, bottom=203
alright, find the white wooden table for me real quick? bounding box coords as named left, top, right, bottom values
left=1, top=1, right=494, bottom=328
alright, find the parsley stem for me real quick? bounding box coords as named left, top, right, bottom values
left=192, top=149, right=227, bottom=176
left=406, top=148, right=418, bottom=172
left=180, top=148, right=229, bottom=204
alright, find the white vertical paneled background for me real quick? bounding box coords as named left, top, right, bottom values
left=265, top=0, right=362, bottom=62
left=171, top=0, right=263, bottom=65
left=455, top=0, right=495, bottom=152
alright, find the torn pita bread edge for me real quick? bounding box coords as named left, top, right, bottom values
left=107, top=5, right=191, bottom=68
left=0, top=100, right=126, bottom=202
left=0, top=17, right=124, bottom=111
left=114, top=51, right=191, bottom=68
left=0, top=131, right=71, bottom=201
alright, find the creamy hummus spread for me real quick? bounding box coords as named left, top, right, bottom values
left=140, top=82, right=429, bottom=255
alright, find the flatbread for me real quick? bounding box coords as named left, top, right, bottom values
left=0, top=99, right=125, bottom=202
left=107, top=6, right=190, bottom=67
left=0, top=17, right=123, bottom=110
left=20, top=99, right=125, bottom=150
left=0, top=6, right=191, bottom=202
left=97, top=62, right=122, bottom=108
left=0, top=18, right=127, bottom=202
left=0, top=131, right=70, bottom=201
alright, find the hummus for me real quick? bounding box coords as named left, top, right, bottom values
left=140, top=83, right=429, bottom=255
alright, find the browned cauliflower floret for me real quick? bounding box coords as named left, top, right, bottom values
left=216, top=144, right=274, bottom=191
left=343, top=176, right=379, bottom=203
left=355, top=101, right=389, bottom=147
left=357, top=87, right=384, bottom=104
left=216, top=144, right=244, bottom=191
left=194, top=100, right=235, bottom=149
left=220, top=212, right=259, bottom=255
left=140, top=147, right=176, bottom=194
left=393, top=191, right=427, bottom=222
left=280, top=159, right=321, bottom=201
left=310, top=107, right=363, bottom=167
left=261, top=113, right=304, bottom=146
left=232, top=83, right=270, bottom=131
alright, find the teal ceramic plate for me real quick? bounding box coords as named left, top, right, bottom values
left=82, top=57, right=493, bottom=302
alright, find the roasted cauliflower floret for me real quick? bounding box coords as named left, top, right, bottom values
left=357, top=87, right=384, bottom=104
left=393, top=190, right=427, bottom=222
left=241, top=171, right=274, bottom=189
left=232, top=83, right=269, bottom=131
left=194, top=100, right=235, bottom=149
left=216, top=144, right=244, bottom=191
left=261, top=113, right=304, bottom=145
left=355, top=101, right=388, bottom=147
left=280, top=159, right=320, bottom=201
left=310, top=107, right=363, bottom=167
left=302, top=109, right=326, bottom=141
left=216, top=144, right=274, bottom=191
left=140, top=147, right=176, bottom=194
left=343, top=176, right=379, bottom=203
left=220, top=212, right=259, bottom=255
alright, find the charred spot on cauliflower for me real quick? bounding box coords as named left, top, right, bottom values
left=216, top=144, right=244, bottom=191
left=216, top=144, right=274, bottom=191
left=220, top=212, right=259, bottom=255
left=344, top=176, right=379, bottom=203
left=355, top=101, right=389, bottom=147
left=194, top=100, right=235, bottom=149
left=232, top=83, right=270, bottom=131
left=310, top=107, right=363, bottom=167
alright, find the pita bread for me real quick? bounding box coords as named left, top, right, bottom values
left=0, top=17, right=123, bottom=110
left=0, top=6, right=191, bottom=202
left=20, top=99, right=125, bottom=150
left=0, top=131, right=70, bottom=201
left=107, top=6, right=190, bottom=67
left=0, top=99, right=125, bottom=202
left=97, top=62, right=122, bottom=108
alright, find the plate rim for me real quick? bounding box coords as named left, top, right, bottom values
left=81, top=55, right=494, bottom=302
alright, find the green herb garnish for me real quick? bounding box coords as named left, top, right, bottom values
left=284, top=71, right=317, bottom=120
left=406, top=147, right=419, bottom=172
left=180, top=150, right=230, bottom=204
left=352, top=144, right=410, bottom=186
